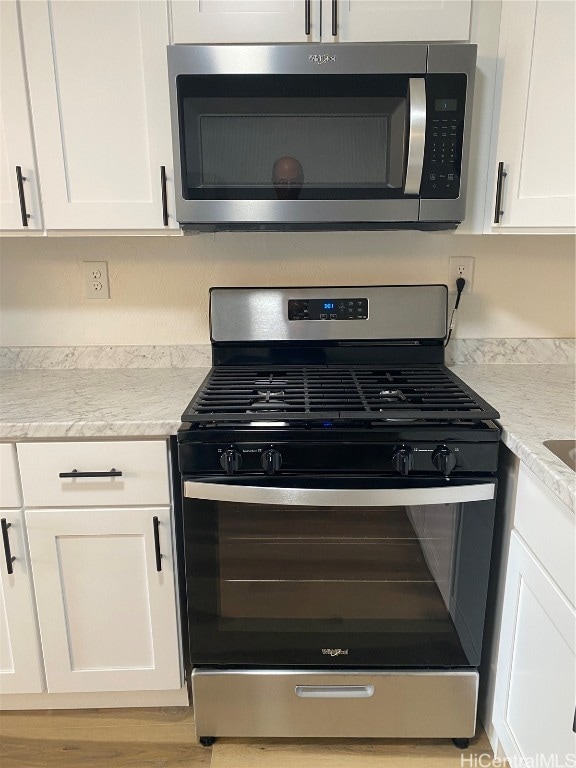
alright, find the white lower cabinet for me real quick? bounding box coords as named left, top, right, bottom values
left=0, top=444, right=44, bottom=695
left=0, top=508, right=44, bottom=694
left=25, top=506, right=181, bottom=694
left=490, top=461, right=576, bottom=764
left=493, top=531, right=576, bottom=763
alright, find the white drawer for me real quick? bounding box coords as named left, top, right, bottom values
left=0, top=444, right=21, bottom=508
left=17, top=441, right=170, bottom=508
left=515, top=464, right=575, bottom=606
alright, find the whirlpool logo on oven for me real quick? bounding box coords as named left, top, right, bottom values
left=309, top=54, right=337, bottom=64
left=322, top=648, right=349, bottom=657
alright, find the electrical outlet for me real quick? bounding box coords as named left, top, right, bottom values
left=448, top=257, right=475, bottom=294
left=84, top=261, right=110, bottom=299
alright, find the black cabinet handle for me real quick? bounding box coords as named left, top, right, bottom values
left=152, top=516, right=162, bottom=572
left=1, top=519, right=16, bottom=576
left=493, top=161, right=508, bottom=223
left=16, top=167, right=30, bottom=227
left=332, top=0, right=338, bottom=36
left=573, top=706, right=575, bottom=733
left=305, top=0, right=311, bottom=34
left=160, top=166, right=168, bottom=227
left=59, top=468, right=123, bottom=478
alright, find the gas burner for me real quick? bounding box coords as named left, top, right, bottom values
left=378, top=389, right=406, bottom=402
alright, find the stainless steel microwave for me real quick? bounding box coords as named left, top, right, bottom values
left=167, top=43, right=476, bottom=232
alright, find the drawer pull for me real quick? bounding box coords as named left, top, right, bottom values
left=59, top=468, right=123, bottom=478
left=1, top=519, right=16, bottom=575
left=153, top=516, right=162, bottom=572
left=295, top=685, right=374, bottom=698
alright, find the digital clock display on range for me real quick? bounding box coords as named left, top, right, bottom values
left=288, top=298, right=368, bottom=321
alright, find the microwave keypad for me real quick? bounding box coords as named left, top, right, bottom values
left=420, top=74, right=467, bottom=200
left=427, top=118, right=459, bottom=194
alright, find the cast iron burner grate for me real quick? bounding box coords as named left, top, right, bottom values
left=182, top=365, right=500, bottom=423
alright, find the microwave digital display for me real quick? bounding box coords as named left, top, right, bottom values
left=435, top=98, right=458, bottom=112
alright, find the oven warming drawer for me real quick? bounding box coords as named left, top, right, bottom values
left=192, top=669, right=478, bottom=738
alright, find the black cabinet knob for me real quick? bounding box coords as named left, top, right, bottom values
left=261, top=449, right=282, bottom=475
left=220, top=449, right=242, bottom=475
left=432, top=445, right=457, bottom=476
left=392, top=445, right=413, bottom=476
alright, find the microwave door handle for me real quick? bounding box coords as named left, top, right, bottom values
left=404, top=78, right=427, bottom=195
left=183, top=481, right=495, bottom=506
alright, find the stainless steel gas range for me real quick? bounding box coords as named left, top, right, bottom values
left=177, top=285, right=500, bottom=749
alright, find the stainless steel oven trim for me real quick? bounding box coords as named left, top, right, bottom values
left=404, top=78, right=426, bottom=195
left=210, top=285, right=448, bottom=342
left=183, top=480, right=495, bottom=506
left=191, top=668, right=479, bottom=738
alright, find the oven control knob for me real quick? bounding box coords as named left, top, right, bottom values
left=432, top=445, right=457, bottom=476
left=392, top=445, right=413, bottom=476
left=261, top=449, right=282, bottom=475
left=220, top=449, right=242, bottom=475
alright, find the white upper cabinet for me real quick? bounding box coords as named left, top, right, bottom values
left=170, top=0, right=470, bottom=44
left=325, top=0, right=471, bottom=43
left=0, top=1, right=42, bottom=231
left=19, top=0, right=177, bottom=230
left=170, top=0, right=320, bottom=44
left=489, top=0, right=576, bottom=230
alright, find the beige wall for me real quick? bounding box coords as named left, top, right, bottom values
left=0, top=232, right=574, bottom=346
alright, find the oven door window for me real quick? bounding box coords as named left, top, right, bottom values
left=176, top=75, right=410, bottom=201
left=184, top=478, right=495, bottom=668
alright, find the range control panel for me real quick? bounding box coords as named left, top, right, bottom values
left=288, top=298, right=368, bottom=321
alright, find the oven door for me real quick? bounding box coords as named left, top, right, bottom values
left=182, top=476, right=496, bottom=668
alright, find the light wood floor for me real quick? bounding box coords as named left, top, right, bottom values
left=0, top=706, right=501, bottom=767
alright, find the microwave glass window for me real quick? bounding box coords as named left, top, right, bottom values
left=177, top=74, right=410, bottom=201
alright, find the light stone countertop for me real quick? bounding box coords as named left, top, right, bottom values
left=0, top=364, right=574, bottom=512
left=0, top=367, right=210, bottom=440
left=450, top=364, right=575, bottom=512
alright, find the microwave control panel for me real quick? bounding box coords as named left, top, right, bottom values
left=288, top=298, right=368, bottom=321
left=420, top=74, right=468, bottom=200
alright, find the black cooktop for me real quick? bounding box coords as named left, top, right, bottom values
left=182, top=365, right=500, bottom=424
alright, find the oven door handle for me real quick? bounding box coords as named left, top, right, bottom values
left=404, top=77, right=426, bottom=196
left=183, top=481, right=495, bottom=507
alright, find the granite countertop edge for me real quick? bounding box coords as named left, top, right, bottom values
left=0, top=364, right=574, bottom=513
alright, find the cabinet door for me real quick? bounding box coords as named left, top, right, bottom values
left=170, top=0, right=319, bottom=44
left=25, top=507, right=181, bottom=693
left=19, top=0, right=177, bottom=230
left=0, top=0, right=43, bottom=231
left=324, top=0, right=471, bottom=43
left=0, top=508, right=44, bottom=694
left=490, top=1, right=576, bottom=229
left=494, top=531, right=576, bottom=763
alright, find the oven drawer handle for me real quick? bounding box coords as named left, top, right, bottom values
left=296, top=685, right=374, bottom=699
left=404, top=78, right=426, bottom=196
left=183, top=481, right=495, bottom=506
